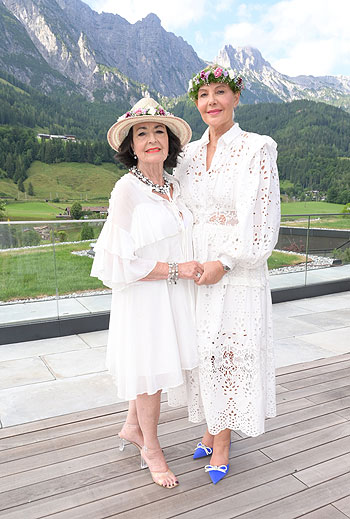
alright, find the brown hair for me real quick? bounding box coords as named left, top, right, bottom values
left=115, top=126, right=182, bottom=168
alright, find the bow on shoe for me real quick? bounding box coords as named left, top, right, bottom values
left=197, top=442, right=213, bottom=455
left=204, top=464, right=229, bottom=484
left=205, top=465, right=228, bottom=473
left=193, top=442, right=213, bottom=459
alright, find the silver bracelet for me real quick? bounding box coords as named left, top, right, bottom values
left=167, top=262, right=179, bottom=285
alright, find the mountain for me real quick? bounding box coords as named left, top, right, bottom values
left=1, top=0, right=350, bottom=110
left=1, top=0, right=205, bottom=98
left=214, top=46, right=350, bottom=111
left=0, top=1, right=74, bottom=92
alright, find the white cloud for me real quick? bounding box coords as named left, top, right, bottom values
left=224, top=0, right=350, bottom=76
left=88, top=0, right=207, bottom=29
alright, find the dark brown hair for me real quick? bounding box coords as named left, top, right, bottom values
left=115, top=126, right=182, bottom=168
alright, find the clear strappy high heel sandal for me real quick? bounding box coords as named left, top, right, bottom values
left=141, top=446, right=179, bottom=488
left=118, top=424, right=145, bottom=468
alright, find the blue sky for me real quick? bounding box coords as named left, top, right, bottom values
left=85, top=0, right=350, bottom=77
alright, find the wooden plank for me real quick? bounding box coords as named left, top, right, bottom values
left=0, top=423, right=120, bottom=465
left=275, top=353, right=350, bottom=377
left=229, top=414, right=345, bottom=460
left=0, top=422, right=207, bottom=493
left=277, top=398, right=316, bottom=416
left=225, top=472, right=350, bottom=519
left=114, top=476, right=306, bottom=519
left=336, top=408, right=350, bottom=420
left=0, top=407, right=190, bottom=465
left=0, top=394, right=170, bottom=440
left=0, top=451, right=271, bottom=518
left=261, top=421, right=350, bottom=461
left=334, top=496, right=350, bottom=517
left=293, top=452, right=350, bottom=487
left=276, top=358, right=350, bottom=385
left=0, top=404, right=122, bottom=440
left=0, top=414, right=121, bottom=452
left=298, top=505, right=349, bottom=519
left=266, top=397, right=350, bottom=432
left=307, top=386, right=350, bottom=405
left=276, top=376, right=350, bottom=403
left=279, top=367, right=350, bottom=391
left=20, top=430, right=350, bottom=519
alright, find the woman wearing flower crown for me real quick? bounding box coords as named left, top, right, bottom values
left=174, top=65, right=280, bottom=484
left=91, top=97, right=203, bottom=488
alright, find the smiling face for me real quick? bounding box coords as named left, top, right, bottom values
left=195, top=83, right=240, bottom=132
left=132, top=122, right=169, bottom=168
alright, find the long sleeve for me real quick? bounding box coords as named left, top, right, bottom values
left=91, top=180, right=157, bottom=291
left=207, top=140, right=280, bottom=271
left=232, top=141, right=280, bottom=269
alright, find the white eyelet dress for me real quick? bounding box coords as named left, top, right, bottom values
left=174, top=123, right=281, bottom=437
left=91, top=172, right=199, bottom=404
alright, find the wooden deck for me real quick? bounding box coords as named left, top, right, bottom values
left=1, top=353, right=350, bottom=519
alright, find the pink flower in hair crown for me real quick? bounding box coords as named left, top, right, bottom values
left=188, top=65, right=244, bottom=100
left=214, top=67, right=223, bottom=78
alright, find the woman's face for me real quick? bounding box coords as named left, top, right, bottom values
left=132, top=122, right=169, bottom=166
left=195, top=83, right=240, bottom=130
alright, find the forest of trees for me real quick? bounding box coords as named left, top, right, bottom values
left=0, top=70, right=349, bottom=203
left=0, top=126, right=115, bottom=190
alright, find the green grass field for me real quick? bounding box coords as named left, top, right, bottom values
left=0, top=161, right=125, bottom=202
left=0, top=243, right=104, bottom=301
left=281, top=201, right=344, bottom=215
left=0, top=246, right=306, bottom=302
left=4, top=201, right=68, bottom=220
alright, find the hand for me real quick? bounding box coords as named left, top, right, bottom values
left=196, top=261, right=225, bottom=285
left=178, top=261, right=204, bottom=280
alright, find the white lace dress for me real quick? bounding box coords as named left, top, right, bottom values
left=174, top=123, right=281, bottom=437
left=91, top=173, right=199, bottom=401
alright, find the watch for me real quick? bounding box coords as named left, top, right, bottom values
left=222, top=263, right=231, bottom=272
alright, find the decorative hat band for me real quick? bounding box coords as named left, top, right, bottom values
left=188, top=65, right=244, bottom=101
left=107, top=97, right=192, bottom=150
left=118, top=105, right=173, bottom=121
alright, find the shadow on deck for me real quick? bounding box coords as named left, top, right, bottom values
left=1, top=353, right=350, bottom=519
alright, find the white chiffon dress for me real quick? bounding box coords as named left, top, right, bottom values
left=174, top=123, right=281, bottom=437
left=91, top=172, right=199, bottom=401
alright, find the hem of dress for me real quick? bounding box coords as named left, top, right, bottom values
left=206, top=410, right=277, bottom=438
left=113, top=365, right=199, bottom=402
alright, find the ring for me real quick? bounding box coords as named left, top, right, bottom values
left=196, top=272, right=201, bottom=278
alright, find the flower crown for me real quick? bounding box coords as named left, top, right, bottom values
left=118, top=105, right=174, bottom=121
left=188, top=65, right=244, bottom=101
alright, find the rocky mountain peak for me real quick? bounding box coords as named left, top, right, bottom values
left=140, top=13, right=161, bottom=25
left=216, top=45, right=272, bottom=73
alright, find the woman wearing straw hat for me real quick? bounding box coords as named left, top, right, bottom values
left=174, top=65, right=280, bottom=484
left=91, top=97, right=202, bottom=489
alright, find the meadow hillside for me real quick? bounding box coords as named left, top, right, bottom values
left=11, top=161, right=124, bottom=201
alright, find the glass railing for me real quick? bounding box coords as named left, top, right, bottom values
left=0, top=214, right=349, bottom=327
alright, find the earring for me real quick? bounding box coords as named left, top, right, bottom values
left=134, top=154, right=137, bottom=160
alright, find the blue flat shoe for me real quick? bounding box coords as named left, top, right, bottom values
left=204, top=464, right=229, bottom=484
left=193, top=442, right=213, bottom=459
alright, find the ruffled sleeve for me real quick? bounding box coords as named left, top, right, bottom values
left=90, top=179, right=157, bottom=290
left=217, top=138, right=280, bottom=270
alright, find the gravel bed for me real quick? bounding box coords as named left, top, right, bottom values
left=269, top=249, right=333, bottom=275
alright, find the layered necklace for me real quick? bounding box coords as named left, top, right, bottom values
left=130, top=166, right=170, bottom=195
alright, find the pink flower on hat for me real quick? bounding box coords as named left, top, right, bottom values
left=214, top=67, right=223, bottom=78
left=135, top=109, right=143, bottom=115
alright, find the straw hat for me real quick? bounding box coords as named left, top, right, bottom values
left=107, top=97, right=192, bottom=150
